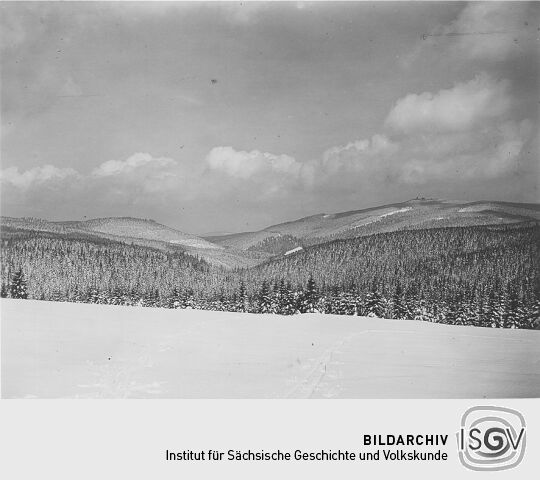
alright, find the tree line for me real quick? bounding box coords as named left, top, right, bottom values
left=1, top=223, right=538, bottom=329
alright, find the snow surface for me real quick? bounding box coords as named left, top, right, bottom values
left=2, top=299, right=539, bottom=399
left=378, top=207, right=412, bottom=218
left=284, top=246, right=303, bottom=256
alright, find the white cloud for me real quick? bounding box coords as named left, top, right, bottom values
left=0, top=164, right=80, bottom=189
left=385, top=74, right=511, bottom=134
left=322, top=134, right=398, bottom=174
left=92, top=152, right=176, bottom=177
left=320, top=71, right=535, bottom=187
left=1, top=153, right=183, bottom=212
left=89, top=153, right=183, bottom=204
left=320, top=120, right=534, bottom=188
left=203, top=146, right=318, bottom=201
left=206, top=146, right=303, bottom=180
left=205, top=77, right=533, bottom=195
left=398, top=119, right=533, bottom=184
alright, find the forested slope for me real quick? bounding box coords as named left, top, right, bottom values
left=1, top=222, right=538, bottom=328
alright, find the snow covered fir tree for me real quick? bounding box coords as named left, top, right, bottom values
left=7, top=268, right=27, bottom=300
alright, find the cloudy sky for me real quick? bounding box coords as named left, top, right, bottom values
left=1, top=1, right=538, bottom=234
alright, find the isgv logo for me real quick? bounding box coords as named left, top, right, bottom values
left=457, top=406, right=526, bottom=471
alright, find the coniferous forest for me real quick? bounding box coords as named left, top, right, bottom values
left=1, top=222, right=539, bottom=329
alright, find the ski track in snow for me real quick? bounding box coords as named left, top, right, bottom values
left=285, top=332, right=361, bottom=399
left=283, top=328, right=510, bottom=399
left=77, top=342, right=166, bottom=398
left=285, top=329, right=536, bottom=398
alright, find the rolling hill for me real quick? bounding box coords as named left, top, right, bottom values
left=205, top=198, right=540, bottom=254
left=0, top=216, right=268, bottom=269
left=1, top=216, right=217, bottom=248
left=2, top=198, right=538, bottom=268
left=60, top=217, right=219, bottom=250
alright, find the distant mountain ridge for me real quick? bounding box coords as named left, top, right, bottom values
left=2, top=216, right=218, bottom=249
left=0, top=215, right=271, bottom=269
left=62, top=217, right=220, bottom=250
left=204, top=199, right=540, bottom=253
left=2, top=198, right=539, bottom=267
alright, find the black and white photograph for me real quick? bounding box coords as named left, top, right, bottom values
left=1, top=0, right=539, bottom=400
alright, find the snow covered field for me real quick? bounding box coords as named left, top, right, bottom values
left=2, top=299, right=539, bottom=398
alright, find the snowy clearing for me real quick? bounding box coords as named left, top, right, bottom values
left=378, top=207, right=412, bottom=218
left=2, top=299, right=539, bottom=399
